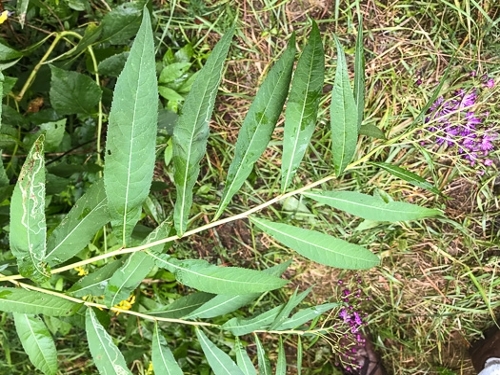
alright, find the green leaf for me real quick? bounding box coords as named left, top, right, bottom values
left=235, top=338, right=256, bottom=375
left=16, top=0, right=30, bottom=28
left=250, top=217, right=379, bottom=270
left=49, top=66, right=102, bottom=116
left=303, top=190, right=441, bottom=221
left=104, top=220, right=170, bottom=307
left=46, top=179, right=110, bottom=266
left=152, top=322, right=184, bottom=375
left=159, top=62, right=192, bottom=84
left=103, top=10, right=158, bottom=245
left=101, top=3, right=142, bottom=45
left=359, top=124, right=385, bottom=139
left=14, top=313, right=57, bottom=375
left=0, top=287, right=80, bottom=316
left=9, top=135, right=50, bottom=283
left=353, top=16, right=365, bottom=129
left=0, top=71, right=3, bottom=120
left=276, top=337, right=286, bottom=375
left=281, top=23, right=324, bottom=192
left=195, top=328, right=244, bottom=375
left=297, top=336, right=303, bottom=375
left=185, top=260, right=291, bottom=319
left=0, top=41, right=23, bottom=61
left=150, top=292, right=215, bottom=319
left=370, top=162, right=442, bottom=195
left=172, top=27, right=234, bottom=235
left=222, top=305, right=283, bottom=336
left=275, top=302, right=338, bottom=330
left=98, top=52, right=129, bottom=77
left=215, top=35, right=296, bottom=220
left=331, top=36, right=358, bottom=176
left=68, top=259, right=125, bottom=297
left=269, top=287, right=311, bottom=329
left=153, top=255, right=287, bottom=295
left=254, top=334, right=271, bottom=375
left=38, top=119, right=66, bottom=152
left=86, top=307, right=132, bottom=375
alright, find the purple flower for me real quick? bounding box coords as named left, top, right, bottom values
left=485, top=78, right=495, bottom=88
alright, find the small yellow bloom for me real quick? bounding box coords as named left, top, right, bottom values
left=145, top=362, right=154, bottom=375
left=0, top=10, right=13, bottom=25
left=114, top=295, right=136, bottom=315
left=74, top=266, right=88, bottom=276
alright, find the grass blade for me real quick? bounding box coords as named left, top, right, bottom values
left=173, top=27, right=234, bottom=234
left=152, top=322, right=183, bottom=375
left=45, top=179, right=110, bottom=266
left=196, top=328, right=244, bottom=375
left=303, top=190, right=441, bottom=221
left=353, top=15, right=365, bottom=129
left=250, top=217, right=379, bottom=270
left=331, top=36, right=358, bottom=176
left=214, top=35, right=296, bottom=219
left=14, top=313, right=57, bottom=375
left=153, top=255, right=287, bottom=295
left=0, top=288, right=79, bottom=316
left=9, top=135, right=49, bottom=283
left=235, top=338, right=256, bottom=375
left=86, top=308, right=132, bottom=375
left=103, top=10, right=158, bottom=245
left=254, top=333, right=271, bottom=375
left=281, top=23, right=324, bottom=192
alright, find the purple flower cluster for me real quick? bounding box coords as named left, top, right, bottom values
left=334, top=277, right=369, bottom=373
left=424, top=74, right=497, bottom=172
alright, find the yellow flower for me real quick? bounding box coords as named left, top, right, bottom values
left=74, top=266, right=88, bottom=276
left=114, top=295, right=136, bottom=315
left=145, top=362, right=154, bottom=375
left=0, top=10, right=13, bottom=25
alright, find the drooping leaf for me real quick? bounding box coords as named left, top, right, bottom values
left=269, top=287, right=311, bottom=330
left=215, top=35, right=296, bottom=220
left=235, top=338, right=257, bottom=375
left=103, top=10, right=158, bottom=245
left=359, top=124, right=385, bottom=139
left=370, top=162, right=442, bottom=195
left=185, top=260, right=291, bottom=319
left=172, top=27, right=234, bottom=235
left=46, top=179, right=110, bottom=266
left=153, top=254, right=287, bottom=295
left=222, top=305, right=284, bottom=336
left=14, top=313, right=57, bottom=375
left=331, top=36, right=358, bottom=176
left=9, top=135, right=50, bottom=283
left=281, top=23, right=324, bottom=192
left=195, top=328, right=244, bottom=375
left=49, top=66, right=102, bottom=116
left=104, top=220, right=170, bottom=307
left=0, top=41, right=23, bottom=61
left=152, top=322, right=184, bottom=375
left=0, top=288, right=80, bottom=316
left=303, top=190, right=441, bottom=221
left=276, top=337, right=286, bottom=375
left=250, top=217, right=379, bottom=270
left=86, top=307, right=132, bottom=375
left=275, top=302, right=339, bottom=330
left=353, top=16, right=365, bottom=129
left=150, top=292, right=215, bottom=319
left=254, top=334, right=271, bottom=375
left=68, top=259, right=125, bottom=298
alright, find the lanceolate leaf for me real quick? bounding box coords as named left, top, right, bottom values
left=152, top=323, right=183, bottom=375
left=14, top=313, right=57, bottom=375
left=153, top=254, right=287, bottom=295
left=222, top=305, right=284, bottom=336
left=195, top=328, right=244, bottom=375
left=269, top=287, right=311, bottom=330
left=303, top=190, right=441, bottom=221
left=103, top=10, right=158, bottom=245
left=254, top=334, right=271, bottom=375
left=250, top=217, right=379, bottom=270
left=281, top=22, right=324, bottom=192
left=173, top=27, right=234, bottom=235
left=46, top=179, right=110, bottom=266
left=9, top=135, right=50, bottom=283
left=150, top=292, right=214, bottom=319
left=0, top=287, right=80, bottom=316
left=185, top=260, right=291, bottom=319
left=371, top=162, right=442, bottom=195
left=353, top=16, right=365, bottom=129
left=68, top=259, right=125, bottom=297
left=276, top=337, right=286, bottom=375
left=235, top=338, right=257, bottom=375
left=359, top=124, right=385, bottom=139
left=86, top=308, right=132, bottom=375
left=215, top=35, right=296, bottom=220
left=275, top=302, right=339, bottom=330
left=104, top=220, right=170, bottom=307
left=331, top=36, right=358, bottom=176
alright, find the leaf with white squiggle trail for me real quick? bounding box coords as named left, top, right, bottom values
left=9, top=135, right=49, bottom=283
left=86, top=307, right=132, bottom=375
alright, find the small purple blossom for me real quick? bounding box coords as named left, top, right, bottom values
left=486, top=78, right=495, bottom=89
